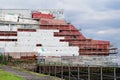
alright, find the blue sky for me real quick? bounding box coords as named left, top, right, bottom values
left=0, top=0, right=120, bottom=55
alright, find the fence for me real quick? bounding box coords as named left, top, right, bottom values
left=1, top=54, right=120, bottom=80
left=37, top=62, right=120, bottom=80
left=1, top=55, right=120, bottom=80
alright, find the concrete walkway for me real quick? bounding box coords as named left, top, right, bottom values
left=0, top=65, right=61, bottom=80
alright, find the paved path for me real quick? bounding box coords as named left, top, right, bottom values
left=0, top=65, right=57, bottom=80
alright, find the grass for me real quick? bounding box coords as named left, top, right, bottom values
left=0, top=64, right=64, bottom=80
left=0, top=69, right=25, bottom=80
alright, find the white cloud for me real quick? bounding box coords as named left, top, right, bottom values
left=83, top=10, right=120, bottom=21
left=97, top=29, right=120, bottom=35
left=83, top=28, right=120, bottom=36
left=1, top=0, right=120, bottom=22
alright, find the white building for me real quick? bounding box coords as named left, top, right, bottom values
left=0, top=9, right=79, bottom=58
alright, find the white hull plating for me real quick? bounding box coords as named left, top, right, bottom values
left=0, top=24, right=79, bottom=58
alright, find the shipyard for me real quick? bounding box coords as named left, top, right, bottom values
left=0, top=9, right=118, bottom=64
left=0, top=9, right=119, bottom=80
left=0, top=2, right=120, bottom=80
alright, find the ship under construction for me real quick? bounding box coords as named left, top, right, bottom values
left=0, top=9, right=118, bottom=60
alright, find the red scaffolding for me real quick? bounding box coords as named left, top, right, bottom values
left=32, top=12, right=118, bottom=55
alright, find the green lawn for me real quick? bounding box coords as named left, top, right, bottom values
left=0, top=69, right=25, bottom=80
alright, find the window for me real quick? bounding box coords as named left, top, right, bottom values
left=73, top=35, right=76, bottom=38
left=36, top=44, right=42, bottom=46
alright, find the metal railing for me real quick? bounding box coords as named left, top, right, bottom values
left=37, top=62, right=120, bottom=80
